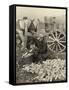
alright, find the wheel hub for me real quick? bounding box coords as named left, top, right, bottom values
left=54, top=38, right=59, bottom=43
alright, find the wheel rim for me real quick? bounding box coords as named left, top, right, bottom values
left=47, top=30, right=66, bottom=53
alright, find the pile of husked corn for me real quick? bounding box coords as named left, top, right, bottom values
left=22, top=59, right=66, bottom=82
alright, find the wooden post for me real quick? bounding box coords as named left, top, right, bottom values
left=24, top=20, right=28, bottom=48
left=24, top=25, right=28, bottom=48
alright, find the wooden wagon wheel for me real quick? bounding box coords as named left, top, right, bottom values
left=47, top=30, right=66, bottom=53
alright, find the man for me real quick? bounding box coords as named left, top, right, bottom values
left=16, top=17, right=32, bottom=48
left=32, top=34, right=48, bottom=63
left=16, top=18, right=26, bottom=47
left=26, top=19, right=37, bottom=49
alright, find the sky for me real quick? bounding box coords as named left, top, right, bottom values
left=16, top=6, right=66, bottom=23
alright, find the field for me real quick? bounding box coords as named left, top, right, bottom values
left=16, top=46, right=66, bottom=83
left=16, top=15, right=66, bottom=84
left=16, top=59, right=66, bottom=83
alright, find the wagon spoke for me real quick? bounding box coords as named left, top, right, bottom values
left=55, top=45, right=57, bottom=51
left=51, top=32, right=55, bottom=39
left=57, top=32, right=61, bottom=39
left=48, top=43, right=54, bottom=48
left=58, top=42, right=66, bottom=49
left=59, top=36, right=65, bottom=40
left=47, top=41, right=54, bottom=43
left=56, top=44, right=59, bottom=52
left=49, top=36, right=55, bottom=41
left=55, top=31, right=57, bottom=38
left=52, top=44, right=55, bottom=51
left=57, top=43, right=62, bottom=51
left=59, top=41, right=66, bottom=43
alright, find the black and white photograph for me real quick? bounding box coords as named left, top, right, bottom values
left=16, top=5, right=67, bottom=84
